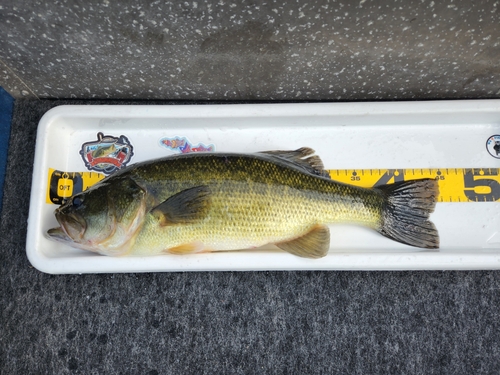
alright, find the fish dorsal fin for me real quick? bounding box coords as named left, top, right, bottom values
left=259, top=147, right=330, bottom=178
left=151, top=186, right=211, bottom=226
left=275, top=225, right=330, bottom=258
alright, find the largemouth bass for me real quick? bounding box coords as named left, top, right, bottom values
left=47, top=148, right=439, bottom=257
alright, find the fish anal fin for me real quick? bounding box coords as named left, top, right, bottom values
left=259, top=147, right=330, bottom=178
left=151, top=186, right=211, bottom=226
left=275, top=225, right=330, bottom=259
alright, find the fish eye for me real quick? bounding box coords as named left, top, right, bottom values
left=72, top=196, right=83, bottom=208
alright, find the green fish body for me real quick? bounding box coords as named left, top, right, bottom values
left=47, top=148, right=439, bottom=257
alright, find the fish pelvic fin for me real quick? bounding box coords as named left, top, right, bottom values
left=151, top=186, right=211, bottom=226
left=375, top=178, right=439, bottom=249
left=259, top=147, right=330, bottom=178
left=165, top=241, right=206, bottom=255
left=275, top=225, right=330, bottom=258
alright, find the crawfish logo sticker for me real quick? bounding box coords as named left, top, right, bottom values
left=159, top=136, right=215, bottom=153
left=486, top=135, right=500, bottom=159
left=80, top=132, right=134, bottom=174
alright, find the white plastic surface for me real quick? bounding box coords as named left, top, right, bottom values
left=26, top=101, right=500, bottom=273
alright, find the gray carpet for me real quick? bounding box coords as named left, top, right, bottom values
left=2, top=100, right=500, bottom=374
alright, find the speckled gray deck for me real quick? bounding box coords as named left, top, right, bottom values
left=1, top=1, right=500, bottom=100
left=2, top=100, right=500, bottom=374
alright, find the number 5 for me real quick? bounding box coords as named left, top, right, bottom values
left=463, top=169, right=500, bottom=202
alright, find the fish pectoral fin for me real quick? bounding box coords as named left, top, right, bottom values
left=165, top=242, right=206, bottom=255
left=151, top=185, right=211, bottom=226
left=275, top=225, right=330, bottom=259
left=259, top=147, right=330, bottom=178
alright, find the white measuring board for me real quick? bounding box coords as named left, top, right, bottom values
left=26, top=101, right=500, bottom=273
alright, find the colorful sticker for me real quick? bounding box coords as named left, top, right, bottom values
left=159, top=136, right=215, bottom=153
left=486, top=135, right=500, bottom=159
left=80, top=132, right=134, bottom=174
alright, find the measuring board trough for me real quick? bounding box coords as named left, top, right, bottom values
left=27, top=102, right=500, bottom=273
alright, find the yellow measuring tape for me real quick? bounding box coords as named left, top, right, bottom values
left=328, top=168, right=500, bottom=202
left=46, top=167, right=500, bottom=204
left=46, top=169, right=106, bottom=205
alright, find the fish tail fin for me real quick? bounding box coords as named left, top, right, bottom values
left=375, top=178, right=439, bottom=249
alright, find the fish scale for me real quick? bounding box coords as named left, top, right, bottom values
left=128, top=154, right=383, bottom=255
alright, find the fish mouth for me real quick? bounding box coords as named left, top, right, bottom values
left=46, top=226, right=101, bottom=254
left=46, top=227, right=73, bottom=243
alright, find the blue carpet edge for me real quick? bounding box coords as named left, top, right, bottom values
left=0, top=86, right=15, bottom=213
